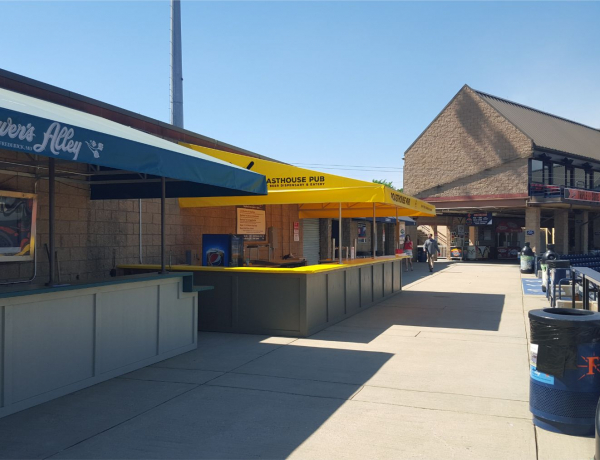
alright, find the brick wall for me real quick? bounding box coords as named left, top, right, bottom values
left=404, top=86, right=533, bottom=198
left=0, top=150, right=302, bottom=283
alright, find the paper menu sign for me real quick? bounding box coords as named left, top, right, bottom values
left=530, top=344, right=538, bottom=367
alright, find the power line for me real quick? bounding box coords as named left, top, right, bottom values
left=297, top=167, right=403, bottom=173
left=291, top=162, right=403, bottom=170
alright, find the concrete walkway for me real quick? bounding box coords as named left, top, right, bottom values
left=0, top=261, right=595, bottom=459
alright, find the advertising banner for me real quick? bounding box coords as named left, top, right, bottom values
left=496, top=221, right=522, bottom=233
left=358, top=222, right=367, bottom=243
left=466, top=212, right=492, bottom=226
left=0, top=191, right=36, bottom=262
left=564, top=188, right=600, bottom=204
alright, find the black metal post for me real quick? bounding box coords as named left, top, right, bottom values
left=48, top=158, right=55, bottom=286
left=584, top=277, right=589, bottom=310
left=572, top=269, right=576, bottom=310
left=372, top=203, right=376, bottom=259
left=161, top=176, right=167, bottom=274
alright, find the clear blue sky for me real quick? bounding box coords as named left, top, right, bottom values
left=2, top=1, right=599, bottom=188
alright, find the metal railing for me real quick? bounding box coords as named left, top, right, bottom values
left=570, top=267, right=600, bottom=310
left=530, top=183, right=564, bottom=199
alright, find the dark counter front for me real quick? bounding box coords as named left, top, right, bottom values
left=120, top=256, right=405, bottom=337
left=0, top=273, right=199, bottom=419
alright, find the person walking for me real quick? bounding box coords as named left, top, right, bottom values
left=403, top=235, right=414, bottom=272
left=423, top=233, right=440, bottom=273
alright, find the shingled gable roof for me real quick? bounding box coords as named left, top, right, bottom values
left=475, top=88, right=600, bottom=162
left=405, top=85, right=600, bottom=163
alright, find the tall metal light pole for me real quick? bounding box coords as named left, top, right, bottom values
left=171, top=0, right=184, bottom=128
left=160, top=0, right=184, bottom=275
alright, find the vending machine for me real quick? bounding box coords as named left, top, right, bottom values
left=202, top=234, right=244, bottom=267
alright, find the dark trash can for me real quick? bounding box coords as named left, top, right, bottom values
left=595, top=399, right=600, bottom=458
left=529, top=308, right=600, bottom=436
left=417, top=247, right=426, bottom=263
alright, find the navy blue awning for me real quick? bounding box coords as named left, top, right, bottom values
left=0, top=88, right=267, bottom=199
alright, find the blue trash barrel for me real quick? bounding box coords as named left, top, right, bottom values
left=529, top=308, right=600, bottom=436
left=595, top=399, right=600, bottom=458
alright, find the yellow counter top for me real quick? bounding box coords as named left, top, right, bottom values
left=119, top=255, right=408, bottom=275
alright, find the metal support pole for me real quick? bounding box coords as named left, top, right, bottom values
left=584, top=277, right=589, bottom=310
left=160, top=176, right=167, bottom=274
left=395, top=207, right=399, bottom=250
left=339, top=203, right=342, bottom=264
left=48, top=158, right=55, bottom=286
left=572, top=268, right=576, bottom=310
left=139, top=199, right=143, bottom=264
left=372, top=203, right=376, bottom=259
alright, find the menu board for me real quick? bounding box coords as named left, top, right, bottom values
left=237, top=205, right=266, bottom=241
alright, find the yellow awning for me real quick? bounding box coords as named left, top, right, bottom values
left=178, top=144, right=436, bottom=218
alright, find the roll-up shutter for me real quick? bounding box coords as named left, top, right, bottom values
left=302, top=219, right=320, bottom=265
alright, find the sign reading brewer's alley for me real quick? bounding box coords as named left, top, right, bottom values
left=0, top=110, right=105, bottom=162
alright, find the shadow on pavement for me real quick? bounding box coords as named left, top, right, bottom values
left=0, top=336, right=393, bottom=460
left=309, top=259, right=505, bottom=344
left=400, top=259, right=457, bottom=287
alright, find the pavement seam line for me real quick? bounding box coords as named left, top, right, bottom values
left=205, top=382, right=352, bottom=401
left=325, top=324, right=526, bottom=339
left=204, top=382, right=531, bottom=421
left=226, top=338, right=300, bottom=374
left=349, top=386, right=365, bottom=400
left=42, top=382, right=203, bottom=460
left=149, top=365, right=228, bottom=373
left=223, top=370, right=529, bottom=403
left=534, top=425, right=540, bottom=460
left=521, top=273, right=539, bottom=460
left=347, top=397, right=532, bottom=421
left=414, top=335, right=526, bottom=345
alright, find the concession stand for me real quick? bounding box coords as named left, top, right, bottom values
left=0, top=88, right=267, bottom=418
left=121, top=144, right=436, bottom=337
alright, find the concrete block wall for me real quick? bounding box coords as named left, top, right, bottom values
left=0, top=151, right=302, bottom=283
left=404, top=86, right=533, bottom=198
left=319, top=219, right=333, bottom=260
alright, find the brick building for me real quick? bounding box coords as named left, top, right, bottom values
left=0, top=69, right=302, bottom=283
left=404, top=85, right=600, bottom=258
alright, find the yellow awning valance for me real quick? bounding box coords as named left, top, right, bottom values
left=178, top=144, right=435, bottom=218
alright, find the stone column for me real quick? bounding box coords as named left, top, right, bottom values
left=582, top=211, right=589, bottom=254
left=574, top=212, right=583, bottom=253
left=593, top=213, right=600, bottom=250
left=554, top=209, right=569, bottom=255
left=525, top=207, right=541, bottom=253
left=468, top=226, right=477, bottom=246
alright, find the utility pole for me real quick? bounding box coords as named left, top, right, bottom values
left=171, top=0, right=184, bottom=128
